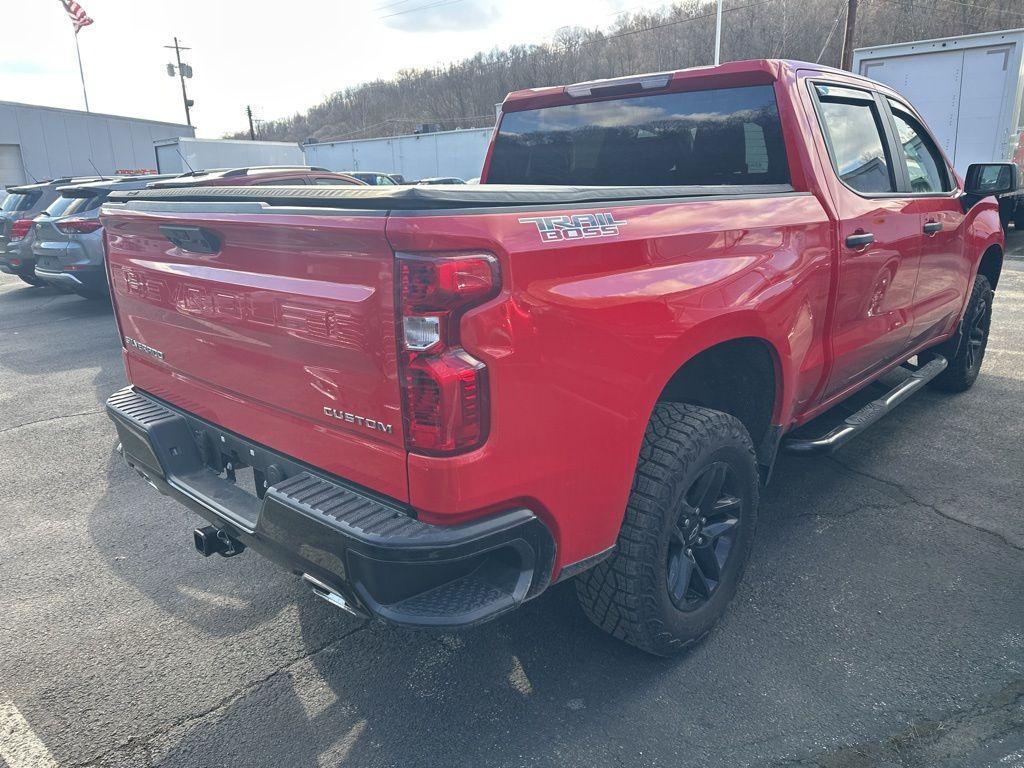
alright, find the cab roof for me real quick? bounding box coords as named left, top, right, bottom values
left=500, top=58, right=879, bottom=113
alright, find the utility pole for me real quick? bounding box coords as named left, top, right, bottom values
left=246, top=105, right=257, bottom=141
left=164, top=37, right=194, bottom=127
left=840, top=0, right=858, bottom=71
left=714, top=0, right=723, bottom=66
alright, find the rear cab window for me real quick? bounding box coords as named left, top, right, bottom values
left=487, top=84, right=790, bottom=186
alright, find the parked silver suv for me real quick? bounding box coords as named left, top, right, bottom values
left=1, top=177, right=102, bottom=286
left=33, top=175, right=176, bottom=299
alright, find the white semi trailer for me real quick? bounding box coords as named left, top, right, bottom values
left=153, top=137, right=305, bottom=174
left=853, top=28, right=1024, bottom=228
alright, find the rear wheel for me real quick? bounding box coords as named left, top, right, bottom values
left=925, top=274, right=993, bottom=393
left=575, top=403, right=759, bottom=656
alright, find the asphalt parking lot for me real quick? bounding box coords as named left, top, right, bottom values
left=2, top=240, right=1023, bottom=768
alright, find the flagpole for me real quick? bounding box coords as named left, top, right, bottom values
left=73, top=29, right=90, bottom=112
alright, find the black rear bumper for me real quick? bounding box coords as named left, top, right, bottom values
left=106, top=387, right=555, bottom=627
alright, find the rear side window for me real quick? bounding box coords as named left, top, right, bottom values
left=45, top=193, right=107, bottom=217
left=487, top=84, right=790, bottom=186
left=815, top=86, right=895, bottom=194
left=1, top=192, right=40, bottom=212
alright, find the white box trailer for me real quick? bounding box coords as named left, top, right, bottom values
left=853, top=29, right=1024, bottom=227
left=154, top=137, right=305, bottom=174
left=302, top=128, right=493, bottom=182
left=853, top=29, right=1024, bottom=173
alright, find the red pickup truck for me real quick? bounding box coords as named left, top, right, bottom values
left=102, top=60, right=1014, bottom=655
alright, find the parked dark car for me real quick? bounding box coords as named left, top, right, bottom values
left=1, top=177, right=102, bottom=285
left=147, top=166, right=365, bottom=189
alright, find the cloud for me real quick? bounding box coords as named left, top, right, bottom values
left=381, top=0, right=501, bottom=32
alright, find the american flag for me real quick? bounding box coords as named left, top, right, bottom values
left=59, top=0, right=94, bottom=33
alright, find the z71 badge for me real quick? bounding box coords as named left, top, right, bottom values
left=519, top=212, right=627, bottom=243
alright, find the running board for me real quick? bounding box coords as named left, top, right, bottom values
left=783, top=356, right=948, bottom=455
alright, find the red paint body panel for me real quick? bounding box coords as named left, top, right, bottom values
left=391, top=195, right=833, bottom=567
left=104, top=210, right=408, bottom=501
left=102, top=59, right=1005, bottom=579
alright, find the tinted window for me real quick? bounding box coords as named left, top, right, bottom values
left=1, top=192, right=39, bottom=212
left=259, top=178, right=307, bottom=185
left=889, top=105, right=950, bottom=193
left=45, top=193, right=107, bottom=217
left=817, top=90, right=894, bottom=193
left=487, top=84, right=790, bottom=186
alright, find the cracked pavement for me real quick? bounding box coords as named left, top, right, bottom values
left=1, top=251, right=1023, bottom=768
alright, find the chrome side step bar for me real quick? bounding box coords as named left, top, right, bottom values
left=783, top=356, right=948, bottom=455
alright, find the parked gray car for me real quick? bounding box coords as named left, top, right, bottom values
left=1, top=177, right=102, bottom=285
left=32, top=175, right=176, bottom=299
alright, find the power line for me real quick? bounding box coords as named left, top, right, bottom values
left=817, top=1, right=847, bottom=62
left=925, top=0, right=1024, bottom=18
left=380, top=0, right=466, bottom=20
left=373, top=0, right=419, bottom=10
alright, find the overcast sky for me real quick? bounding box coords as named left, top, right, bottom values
left=1, top=0, right=669, bottom=138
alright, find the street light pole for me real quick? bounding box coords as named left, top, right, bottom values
left=714, top=0, right=723, bottom=66
left=164, top=37, right=193, bottom=127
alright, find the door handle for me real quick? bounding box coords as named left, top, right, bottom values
left=923, top=221, right=942, bottom=235
left=845, top=232, right=875, bottom=249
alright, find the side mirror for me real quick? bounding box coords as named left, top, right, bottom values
left=964, top=162, right=1019, bottom=197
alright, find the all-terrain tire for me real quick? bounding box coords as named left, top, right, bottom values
left=925, top=274, right=994, bottom=393
left=575, top=403, right=759, bottom=656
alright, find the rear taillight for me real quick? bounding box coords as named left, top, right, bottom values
left=398, top=252, right=499, bottom=455
left=55, top=218, right=103, bottom=234
left=9, top=218, right=32, bottom=242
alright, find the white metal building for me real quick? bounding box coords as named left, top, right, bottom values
left=303, top=127, right=493, bottom=181
left=0, top=100, right=194, bottom=191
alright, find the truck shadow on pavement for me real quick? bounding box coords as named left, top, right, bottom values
left=83, top=427, right=1024, bottom=768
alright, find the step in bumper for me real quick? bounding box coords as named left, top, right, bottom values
left=106, top=386, right=555, bottom=628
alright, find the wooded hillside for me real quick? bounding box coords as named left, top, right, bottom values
left=233, top=0, right=1024, bottom=142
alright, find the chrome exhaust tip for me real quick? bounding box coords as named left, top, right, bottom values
left=302, top=573, right=364, bottom=618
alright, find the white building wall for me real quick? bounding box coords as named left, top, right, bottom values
left=303, top=127, right=493, bottom=181
left=0, top=100, right=193, bottom=189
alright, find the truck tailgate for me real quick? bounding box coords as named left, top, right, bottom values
left=102, top=205, right=407, bottom=501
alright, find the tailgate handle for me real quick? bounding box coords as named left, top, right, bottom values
left=160, top=225, right=220, bottom=254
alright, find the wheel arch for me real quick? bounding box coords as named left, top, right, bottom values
left=651, top=329, right=786, bottom=471
left=978, top=243, right=1003, bottom=290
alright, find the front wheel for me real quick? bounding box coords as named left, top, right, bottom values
left=925, top=274, right=993, bottom=393
left=575, top=403, right=759, bottom=656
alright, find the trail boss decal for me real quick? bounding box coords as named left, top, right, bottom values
left=519, top=212, right=627, bottom=243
